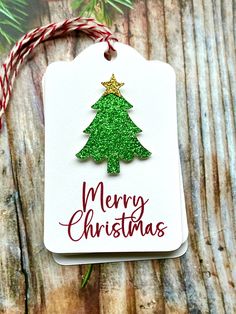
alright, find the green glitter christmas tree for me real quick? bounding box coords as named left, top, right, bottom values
left=76, top=74, right=151, bottom=174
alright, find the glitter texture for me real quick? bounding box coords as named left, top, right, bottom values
left=76, top=76, right=151, bottom=174
left=101, top=74, right=124, bottom=97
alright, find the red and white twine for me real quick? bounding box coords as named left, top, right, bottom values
left=0, top=17, right=117, bottom=128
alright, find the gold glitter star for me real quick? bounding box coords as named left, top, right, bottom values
left=101, top=74, right=124, bottom=97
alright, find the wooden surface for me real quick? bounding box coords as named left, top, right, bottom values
left=0, top=0, right=236, bottom=313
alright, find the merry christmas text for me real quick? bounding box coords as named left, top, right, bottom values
left=59, top=182, right=167, bottom=241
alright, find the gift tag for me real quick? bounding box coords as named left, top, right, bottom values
left=43, top=42, right=187, bottom=254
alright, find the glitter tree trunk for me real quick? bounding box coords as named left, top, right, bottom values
left=76, top=93, right=151, bottom=174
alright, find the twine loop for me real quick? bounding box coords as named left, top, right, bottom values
left=0, top=17, right=117, bottom=128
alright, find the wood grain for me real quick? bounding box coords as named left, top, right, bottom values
left=0, top=0, right=235, bottom=313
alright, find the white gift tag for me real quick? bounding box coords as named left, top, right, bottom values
left=43, top=42, right=187, bottom=254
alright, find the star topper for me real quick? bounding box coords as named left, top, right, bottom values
left=101, top=74, right=124, bottom=97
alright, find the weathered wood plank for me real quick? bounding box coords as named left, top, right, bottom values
left=180, top=0, right=213, bottom=312
left=191, top=0, right=236, bottom=312
left=0, top=122, right=26, bottom=313
left=99, top=263, right=127, bottom=314
left=220, top=0, right=236, bottom=214
left=146, top=0, right=166, bottom=61
left=132, top=261, right=159, bottom=313
left=129, top=0, right=149, bottom=58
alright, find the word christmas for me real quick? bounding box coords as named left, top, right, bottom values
left=59, top=182, right=167, bottom=242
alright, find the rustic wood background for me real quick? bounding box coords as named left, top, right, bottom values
left=0, top=0, right=235, bottom=313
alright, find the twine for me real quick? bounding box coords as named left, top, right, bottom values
left=0, top=17, right=117, bottom=128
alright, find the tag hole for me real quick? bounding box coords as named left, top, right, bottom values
left=104, top=50, right=117, bottom=61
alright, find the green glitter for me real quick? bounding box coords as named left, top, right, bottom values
left=76, top=93, right=151, bottom=174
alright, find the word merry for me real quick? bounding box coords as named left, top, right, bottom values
left=81, top=181, right=148, bottom=213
